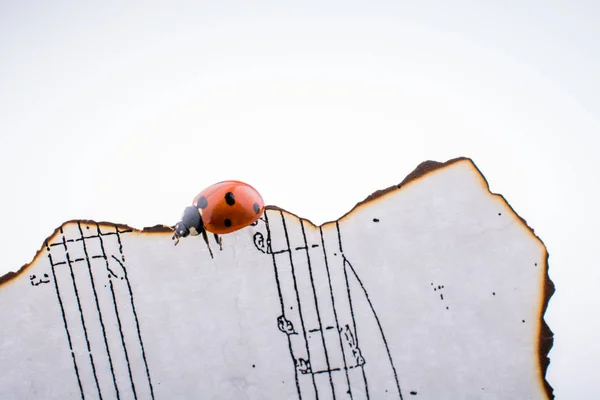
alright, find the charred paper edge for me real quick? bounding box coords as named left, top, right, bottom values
left=0, top=157, right=554, bottom=398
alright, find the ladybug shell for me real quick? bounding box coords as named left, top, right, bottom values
left=192, top=180, right=264, bottom=234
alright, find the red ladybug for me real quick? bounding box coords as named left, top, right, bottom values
left=173, top=180, right=264, bottom=257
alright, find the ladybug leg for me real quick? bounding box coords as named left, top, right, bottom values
left=201, top=229, right=214, bottom=259
left=213, top=234, right=222, bottom=251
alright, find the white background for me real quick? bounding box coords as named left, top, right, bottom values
left=0, top=1, right=598, bottom=398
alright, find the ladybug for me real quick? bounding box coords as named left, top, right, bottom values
left=173, top=180, right=265, bottom=257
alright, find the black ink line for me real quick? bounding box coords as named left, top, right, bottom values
left=311, top=244, right=319, bottom=248
left=337, top=221, right=370, bottom=397
left=314, top=368, right=341, bottom=375
left=336, top=224, right=344, bottom=253
left=111, top=225, right=155, bottom=400
left=343, top=256, right=403, bottom=400
left=77, top=222, right=120, bottom=399
left=63, top=235, right=103, bottom=400
left=300, top=219, right=335, bottom=399
left=95, top=225, right=138, bottom=399
left=107, top=266, right=119, bottom=279
left=320, top=226, right=352, bottom=399
left=48, top=230, right=133, bottom=247
left=109, top=278, right=138, bottom=400
left=264, top=211, right=302, bottom=400
left=272, top=249, right=290, bottom=255
left=309, top=326, right=335, bottom=332
left=48, top=252, right=85, bottom=399
left=112, top=225, right=126, bottom=258
left=50, top=239, right=76, bottom=246
left=279, top=211, right=319, bottom=398
left=109, top=258, right=153, bottom=398
left=295, top=246, right=307, bottom=251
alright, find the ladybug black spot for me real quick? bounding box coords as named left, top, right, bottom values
left=197, top=196, right=208, bottom=209
left=224, top=218, right=232, bottom=227
left=225, top=192, right=235, bottom=206
left=253, top=202, right=260, bottom=214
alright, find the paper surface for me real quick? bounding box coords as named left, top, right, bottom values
left=0, top=158, right=553, bottom=399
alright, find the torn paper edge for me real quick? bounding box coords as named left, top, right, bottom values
left=0, top=156, right=554, bottom=399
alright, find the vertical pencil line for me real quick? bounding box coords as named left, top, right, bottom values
left=336, top=221, right=369, bottom=398
left=95, top=225, right=137, bottom=399
left=320, top=227, right=351, bottom=399
left=63, top=234, right=103, bottom=399
left=343, top=256, right=403, bottom=400
left=280, top=211, right=319, bottom=398
left=48, top=251, right=85, bottom=400
left=77, top=222, right=121, bottom=399
left=112, top=226, right=155, bottom=400
left=300, top=219, right=333, bottom=400
left=264, top=210, right=302, bottom=400
left=109, top=279, right=138, bottom=400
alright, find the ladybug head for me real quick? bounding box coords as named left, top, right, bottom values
left=172, top=206, right=205, bottom=245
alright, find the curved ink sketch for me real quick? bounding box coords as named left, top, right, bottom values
left=1, top=158, right=553, bottom=399
left=253, top=209, right=403, bottom=399
left=42, top=222, right=155, bottom=400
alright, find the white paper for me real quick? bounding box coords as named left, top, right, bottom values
left=0, top=158, right=553, bottom=399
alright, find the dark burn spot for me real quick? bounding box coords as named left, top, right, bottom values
left=373, top=218, right=380, bottom=222
left=253, top=202, right=260, bottom=214
left=224, top=218, right=232, bottom=227
left=410, top=391, right=417, bottom=395
left=197, top=196, right=208, bottom=209
left=225, top=192, right=235, bottom=206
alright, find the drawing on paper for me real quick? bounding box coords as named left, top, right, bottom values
left=42, top=222, right=154, bottom=400
left=0, top=157, right=555, bottom=399
left=252, top=210, right=403, bottom=399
